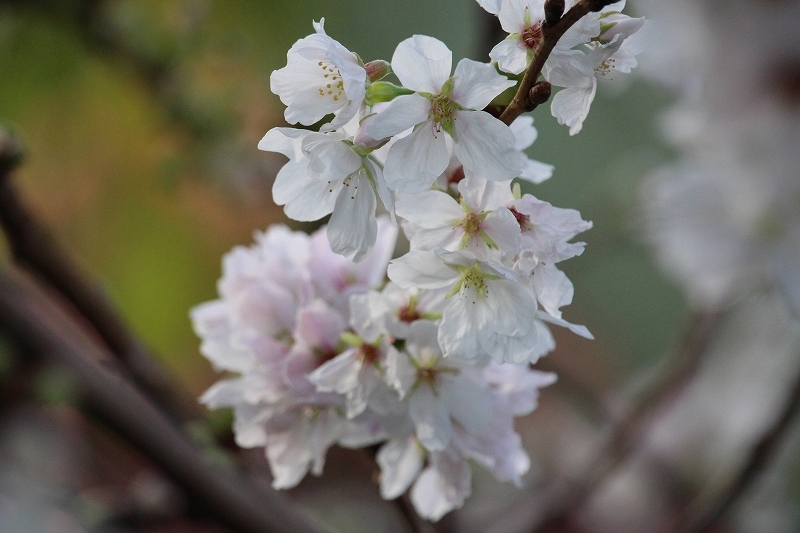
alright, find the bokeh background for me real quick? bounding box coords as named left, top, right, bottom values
left=1, top=1, right=798, bottom=532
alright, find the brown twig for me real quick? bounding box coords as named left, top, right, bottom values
left=498, top=0, right=619, bottom=126
left=0, top=129, right=200, bottom=423
left=528, top=310, right=725, bottom=532
left=0, top=265, right=327, bottom=533
left=666, top=350, right=800, bottom=533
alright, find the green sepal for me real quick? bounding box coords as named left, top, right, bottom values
left=365, top=81, right=413, bottom=106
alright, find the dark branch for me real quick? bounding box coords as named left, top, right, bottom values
left=529, top=310, right=725, bottom=532
left=498, top=0, right=618, bottom=125
left=0, top=129, right=200, bottom=423
left=666, top=350, right=800, bottom=533
left=0, top=266, right=327, bottom=533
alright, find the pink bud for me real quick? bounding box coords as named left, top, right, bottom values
left=354, top=114, right=384, bottom=148
left=364, top=60, right=391, bottom=83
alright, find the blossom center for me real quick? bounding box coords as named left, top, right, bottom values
left=522, top=22, right=543, bottom=49
left=509, top=207, right=530, bottom=230
left=460, top=263, right=489, bottom=301
left=461, top=213, right=482, bottom=237
left=447, top=165, right=465, bottom=186
left=595, top=57, right=617, bottom=78
left=430, top=93, right=455, bottom=132
left=398, top=298, right=422, bottom=323
left=358, top=343, right=380, bottom=365
left=316, top=60, right=346, bottom=102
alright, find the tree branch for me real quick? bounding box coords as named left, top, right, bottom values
left=528, top=310, right=725, bottom=532
left=498, top=0, right=618, bottom=126
left=0, top=128, right=200, bottom=423
left=666, top=348, right=800, bottom=533
left=0, top=265, right=327, bottom=533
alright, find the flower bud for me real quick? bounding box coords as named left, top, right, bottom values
left=365, top=81, right=413, bottom=106
left=354, top=114, right=384, bottom=148
left=364, top=59, right=391, bottom=82
left=597, top=15, right=645, bottom=43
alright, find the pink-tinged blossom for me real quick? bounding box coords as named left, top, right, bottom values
left=193, top=224, right=392, bottom=489
left=367, top=36, right=523, bottom=193
left=386, top=321, right=493, bottom=451
left=270, top=19, right=367, bottom=132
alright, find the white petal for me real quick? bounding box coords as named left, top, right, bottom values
left=510, top=115, right=537, bottom=150
left=395, top=190, right=463, bottom=229
left=308, top=349, right=361, bottom=394
left=388, top=251, right=458, bottom=290
left=383, top=121, right=450, bottom=193
left=368, top=93, right=432, bottom=140
left=257, top=127, right=310, bottom=160
left=533, top=263, right=573, bottom=318
left=489, top=37, right=529, bottom=75
left=498, top=0, right=539, bottom=34
left=377, top=438, right=424, bottom=499
left=481, top=208, right=521, bottom=256
left=543, top=49, right=594, bottom=88
left=519, top=158, right=554, bottom=184
left=410, top=386, right=452, bottom=451
left=536, top=311, right=593, bottom=339
left=485, top=279, right=536, bottom=336
left=558, top=11, right=601, bottom=49
left=365, top=159, right=396, bottom=225
left=392, top=35, right=452, bottom=94
left=273, top=161, right=337, bottom=222
left=451, top=58, right=516, bottom=111
left=327, top=173, right=378, bottom=262
left=550, top=82, right=597, bottom=135
left=453, top=111, right=523, bottom=182
left=443, top=379, right=493, bottom=436
left=476, top=0, right=502, bottom=15
left=410, top=452, right=471, bottom=521
left=438, top=296, right=489, bottom=359
left=303, top=135, right=362, bottom=180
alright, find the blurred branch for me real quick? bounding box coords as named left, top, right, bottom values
left=0, top=265, right=327, bottom=533
left=528, top=309, right=725, bottom=532
left=498, top=0, right=619, bottom=125
left=0, top=129, right=200, bottom=423
left=0, top=0, right=215, bottom=141
left=666, top=348, right=800, bottom=533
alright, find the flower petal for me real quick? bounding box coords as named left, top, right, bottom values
left=327, top=172, right=378, bottom=262
left=453, top=111, right=523, bottom=182
left=550, top=82, right=597, bottom=135
left=392, top=35, right=452, bottom=94
left=378, top=437, right=424, bottom=499
left=383, top=121, right=450, bottom=193
left=490, top=37, right=529, bottom=75
left=451, top=58, right=516, bottom=110
left=368, top=93, right=431, bottom=141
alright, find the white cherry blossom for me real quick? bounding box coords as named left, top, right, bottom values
left=258, top=127, right=394, bottom=262
left=545, top=21, right=642, bottom=135
left=270, top=19, right=367, bottom=132
left=367, top=36, right=523, bottom=193
left=396, top=176, right=520, bottom=257
left=387, top=249, right=541, bottom=363
left=489, top=0, right=601, bottom=75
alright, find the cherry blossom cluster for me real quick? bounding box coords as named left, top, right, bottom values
left=193, top=0, right=645, bottom=521
left=639, top=0, right=800, bottom=314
